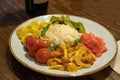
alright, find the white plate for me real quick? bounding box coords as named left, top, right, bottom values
left=9, top=14, right=117, bottom=77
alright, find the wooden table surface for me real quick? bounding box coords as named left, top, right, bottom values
left=0, top=0, right=120, bottom=80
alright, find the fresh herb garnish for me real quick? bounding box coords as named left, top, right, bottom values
left=72, top=38, right=82, bottom=46
left=41, top=24, right=50, bottom=37
left=48, top=44, right=59, bottom=51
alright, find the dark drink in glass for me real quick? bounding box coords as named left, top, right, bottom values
left=25, top=0, right=48, bottom=16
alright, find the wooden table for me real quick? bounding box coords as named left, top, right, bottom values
left=0, top=0, right=120, bottom=80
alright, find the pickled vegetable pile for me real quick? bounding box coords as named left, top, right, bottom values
left=16, top=16, right=107, bottom=72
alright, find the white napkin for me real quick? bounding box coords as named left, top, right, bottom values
left=110, top=40, right=120, bottom=74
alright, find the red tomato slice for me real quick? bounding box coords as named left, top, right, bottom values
left=41, top=40, right=51, bottom=48
left=35, top=48, right=51, bottom=64
left=24, top=35, right=39, bottom=51
left=28, top=50, right=36, bottom=58
left=25, top=35, right=51, bottom=58
left=30, top=39, right=51, bottom=58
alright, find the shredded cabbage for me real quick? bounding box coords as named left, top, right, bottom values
left=41, top=24, right=81, bottom=45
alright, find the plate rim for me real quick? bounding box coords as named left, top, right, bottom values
left=9, top=14, right=118, bottom=77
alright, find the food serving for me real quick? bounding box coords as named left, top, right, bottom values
left=16, top=15, right=107, bottom=72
